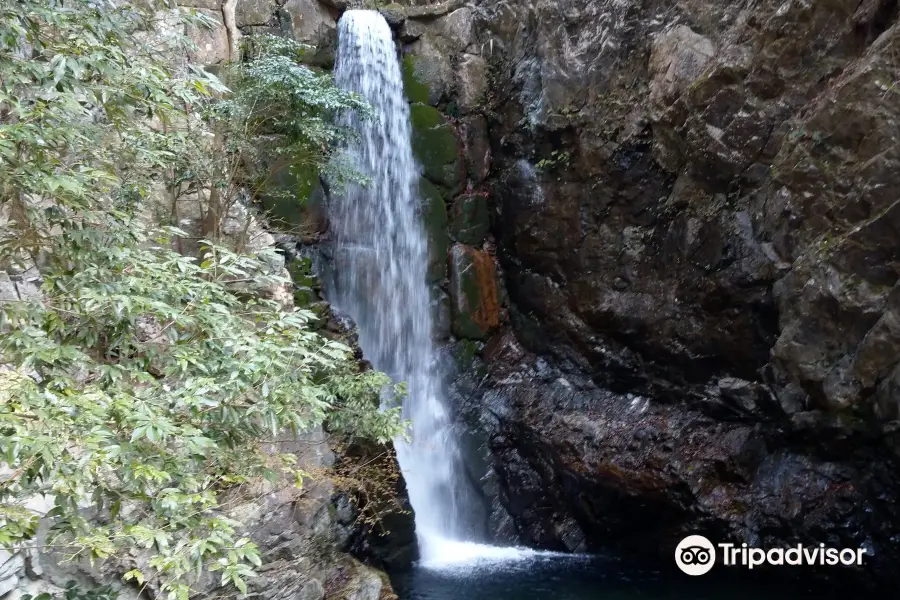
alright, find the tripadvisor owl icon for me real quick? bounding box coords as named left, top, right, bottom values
left=676, top=535, right=716, bottom=575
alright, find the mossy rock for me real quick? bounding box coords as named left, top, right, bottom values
left=432, top=287, right=452, bottom=339
left=453, top=338, right=482, bottom=368
left=409, top=102, right=447, bottom=129
left=402, top=54, right=434, bottom=105
left=257, top=148, right=321, bottom=232
left=307, top=300, right=331, bottom=330
left=450, top=194, right=489, bottom=245
left=297, top=43, right=336, bottom=70
left=420, top=177, right=449, bottom=282
left=378, top=3, right=406, bottom=28
left=286, top=256, right=319, bottom=307
left=286, top=256, right=315, bottom=286
left=448, top=244, right=500, bottom=340
left=275, top=7, right=337, bottom=69
left=409, top=103, right=463, bottom=194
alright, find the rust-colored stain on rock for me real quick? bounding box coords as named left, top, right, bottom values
left=469, top=247, right=500, bottom=332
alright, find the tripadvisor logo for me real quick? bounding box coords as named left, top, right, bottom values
left=676, top=535, right=716, bottom=575
left=675, top=535, right=867, bottom=576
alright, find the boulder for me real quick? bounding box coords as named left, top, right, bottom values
left=459, top=115, right=491, bottom=183
left=456, top=53, right=488, bottom=113
left=318, top=0, right=349, bottom=10
left=402, top=53, right=433, bottom=104
left=402, top=41, right=453, bottom=105
left=336, top=442, right=418, bottom=573
left=378, top=4, right=406, bottom=29
left=420, top=177, right=449, bottom=282
left=449, top=244, right=500, bottom=340
left=648, top=25, right=716, bottom=117
left=179, top=0, right=221, bottom=9
left=435, top=7, right=475, bottom=52
left=255, top=139, right=323, bottom=234
left=279, top=0, right=337, bottom=65
left=286, top=256, right=320, bottom=308
left=406, top=0, right=465, bottom=19
left=0, top=551, right=24, bottom=596
left=409, top=103, right=463, bottom=193
left=433, top=288, right=452, bottom=339
left=450, top=193, right=489, bottom=245
left=185, top=8, right=230, bottom=66
left=339, top=564, right=384, bottom=600
left=235, top=0, right=278, bottom=26
left=0, top=272, right=19, bottom=302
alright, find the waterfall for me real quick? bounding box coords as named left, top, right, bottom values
left=328, top=9, right=548, bottom=569
left=328, top=9, right=467, bottom=564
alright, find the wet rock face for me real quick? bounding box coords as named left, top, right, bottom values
left=449, top=244, right=500, bottom=340
left=396, top=0, right=900, bottom=588
left=420, top=177, right=450, bottom=282
left=409, top=103, right=464, bottom=194
left=450, top=337, right=900, bottom=587
left=336, top=442, right=419, bottom=573
left=449, top=193, right=489, bottom=245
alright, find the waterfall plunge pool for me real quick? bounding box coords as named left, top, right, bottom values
left=392, top=550, right=854, bottom=600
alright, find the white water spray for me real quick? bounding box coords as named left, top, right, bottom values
left=329, top=10, right=465, bottom=563
left=329, top=9, right=546, bottom=569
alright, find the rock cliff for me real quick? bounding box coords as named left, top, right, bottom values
left=372, top=0, right=900, bottom=588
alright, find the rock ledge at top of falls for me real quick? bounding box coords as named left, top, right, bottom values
left=396, top=0, right=900, bottom=590
left=316, top=0, right=465, bottom=20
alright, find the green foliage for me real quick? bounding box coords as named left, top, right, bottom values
left=209, top=34, right=373, bottom=212
left=0, top=1, right=401, bottom=598
left=536, top=150, right=571, bottom=171
left=0, top=0, right=225, bottom=255
left=0, top=220, right=402, bottom=597
left=24, top=580, right=118, bottom=600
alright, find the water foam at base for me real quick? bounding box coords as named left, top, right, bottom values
left=420, top=538, right=578, bottom=571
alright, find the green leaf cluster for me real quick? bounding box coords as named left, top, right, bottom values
left=24, top=580, right=118, bottom=600
left=208, top=34, right=374, bottom=213
left=0, top=1, right=401, bottom=598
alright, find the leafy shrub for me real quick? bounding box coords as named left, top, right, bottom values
left=24, top=580, right=118, bottom=600
left=0, top=1, right=400, bottom=598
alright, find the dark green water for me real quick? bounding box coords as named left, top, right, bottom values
left=392, top=554, right=850, bottom=600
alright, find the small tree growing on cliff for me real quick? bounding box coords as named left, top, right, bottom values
left=0, top=1, right=399, bottom=598
left=169, top=33, right=373, bottom=242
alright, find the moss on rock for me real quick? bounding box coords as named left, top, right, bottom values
left=257, top=148, right=321, bottom=232
left=286, top=256, right=319, bottom=307
left=450, top=194, right=489, bottom=245
left=409, top=103, right=463, bottom=194
left=409, top=102, right=446, bottom=130
left=402, top=53, right=437, bottom=105
left=402, top=54, right=431, bottom=104
left=420, top=177, right=449, bottom=282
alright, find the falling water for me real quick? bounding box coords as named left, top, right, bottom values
left=328, top=9, right=468, bottom=564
